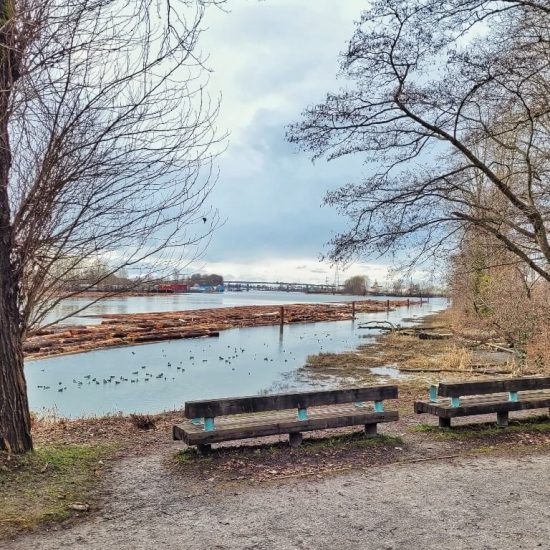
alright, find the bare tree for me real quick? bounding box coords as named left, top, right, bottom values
left=343, top=274, right=369, bottom=295
left=0, top=0, right=223, bottom=452
left=288, top=1, right=550, bottom=279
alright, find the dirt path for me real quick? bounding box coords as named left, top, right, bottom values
left=6, top=444, right=549, bottom=550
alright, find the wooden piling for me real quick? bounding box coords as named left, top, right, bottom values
left=280, top=306, right=284, bottom=326
left=351, top=301, right=356, bottom=319
left=386, top=299, right=390, bottom=311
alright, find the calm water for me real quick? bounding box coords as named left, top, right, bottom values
left=44, top=290, right=408, bottom=325
left=27, top=297, right=448, bottom=418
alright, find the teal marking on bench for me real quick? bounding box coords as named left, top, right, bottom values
left=297, top=408, right=308, bottom=421
left=374, top=400, right=384, bottom=413
left=429, top=385, right=438, bottom=402
left=355, top=401, right=365, bottom=408
left=451, top=397, right=461, bottom=408
left=204, top=417, right=215, bottom=432
left=191, top=418, right=203, bottom=426
left=509, top=391, right=518, bottom=402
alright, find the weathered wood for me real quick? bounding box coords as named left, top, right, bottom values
left=437, top=376, right=550, bottom=397
left=439, top=417, right=451, bottom=428
left=418, top=332, right=452, bottom=340
left=174, top=409, right=398, bottom=445
left=289, top=432, right=302, bottom=448
left=184, top=385, right=398, bottom=419
left=496, top=411, right=509, bottom=427
left=197, top=443, right=211, bottom=455
left=364, top=423, right=377, bottom=437
left=415, top=390, right=550, bottom=418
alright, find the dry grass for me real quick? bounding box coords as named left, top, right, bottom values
left=439, top=345, right=473, bottom=371
left=129, top=414, right=156, bottom=430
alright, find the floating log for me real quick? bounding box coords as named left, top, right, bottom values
left=25, top=299, right=417, bottom=359
left=418, top=332, right=453, bottom=340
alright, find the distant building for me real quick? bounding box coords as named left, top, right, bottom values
left=157, top=283, right=188, bottom=293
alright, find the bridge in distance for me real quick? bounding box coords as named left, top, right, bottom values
left=224, top=280, right=341, bottom=293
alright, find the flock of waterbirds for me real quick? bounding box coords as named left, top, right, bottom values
left=33, top=329, right=342, bottom=394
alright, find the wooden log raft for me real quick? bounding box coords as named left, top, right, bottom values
left=25, top=299, right=417, bottom=359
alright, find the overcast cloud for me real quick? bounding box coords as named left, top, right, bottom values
left=195, top=0, right=389, bottom=284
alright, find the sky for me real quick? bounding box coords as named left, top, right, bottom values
left=193, top=0, right=392, bottom=285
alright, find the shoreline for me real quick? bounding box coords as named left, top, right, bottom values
left=25, top=298, right=417, bottom=360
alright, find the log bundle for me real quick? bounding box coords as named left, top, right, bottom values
left=25, top=299, right=415, bottom=359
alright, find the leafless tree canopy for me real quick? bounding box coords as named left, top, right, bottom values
left=4, top=0, right=225, bottom=333
left=288, top=0, right=550, bottom=280
left=0, top=0, right=223, bottom=452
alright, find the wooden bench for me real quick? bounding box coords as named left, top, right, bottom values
left=414, top=376, right=550, bottom=428
left=173, top=385, right=399, bottom=452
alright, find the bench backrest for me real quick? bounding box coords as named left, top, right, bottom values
left=184, top=385, right=398, bottom=419
left=437, top=376, right=550, bottom=398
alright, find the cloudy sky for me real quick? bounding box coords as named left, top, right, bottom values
left=195, top=0, right=390, bottom=284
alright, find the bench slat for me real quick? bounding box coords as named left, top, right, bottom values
left=437, top=376, right=550, bottom=397
left=182, top=402, right=386, bottom=431
left=184, top=385, right=398, bottom=418
left=415, top=390, right=550, bottom=418
left=174, top=408, right=398, bottom=445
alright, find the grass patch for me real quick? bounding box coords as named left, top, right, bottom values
left=412, top=415, right=550, bottom=441
left=0, top=443, right=114, bottom=539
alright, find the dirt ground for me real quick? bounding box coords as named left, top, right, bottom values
left=5, top=440, right=549, bottom=550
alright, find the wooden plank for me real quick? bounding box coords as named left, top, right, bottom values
left=181, top=403, right=380, bottom=433
left=415, top=391, right=550, bottom=418
left=415, top=390, right=550, bottom=413
left=415, top=390, right=550, bottom=411
left=182, top=403, right=384, bottom=432
left=174, top=409, right=399, bottom=445
left=184, top=385, right=398, bottom=418
left=437, top=376, right=550, bottom=397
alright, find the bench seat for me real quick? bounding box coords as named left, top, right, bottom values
left=174, top=403, right=398, bottom=445
left=414, top=389, right=550, bottom=418
left=415, top=376, right=550, bottom=427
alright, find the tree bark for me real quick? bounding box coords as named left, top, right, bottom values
left=0, top=294, right=32, bottom=453
left=0, top=0, right=33, bottom=453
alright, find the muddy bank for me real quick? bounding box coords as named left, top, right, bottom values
left=302, top=310, right=547, bottom=386
left=25, top=299, right=415, bottom=360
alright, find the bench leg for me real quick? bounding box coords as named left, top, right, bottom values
left=364, top=423, right=377, bottom=437
left=197, top=443, right=211, bottom=455
left=497, top=411, right=509, bottom=428
left=289, top=432, right=303, bottom=448
left=439, top=417, right=451, bottom=428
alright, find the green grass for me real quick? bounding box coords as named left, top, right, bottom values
left=412, top=415, right=550, bottom=441
left=0, top=443, right=114, bottom=538
left=174, top=432, right=403, bottom=465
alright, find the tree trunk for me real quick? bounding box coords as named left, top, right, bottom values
left=0, top=0, right=33, bottom=453
left=0, top=298, right=32, bottom=453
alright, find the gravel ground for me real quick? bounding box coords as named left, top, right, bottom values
left=6, top=448, right=550, bottom=550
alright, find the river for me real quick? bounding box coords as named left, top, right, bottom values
left=44, top=290, right=412, bottom=325
left=27, top=293, right=448, bottom=418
